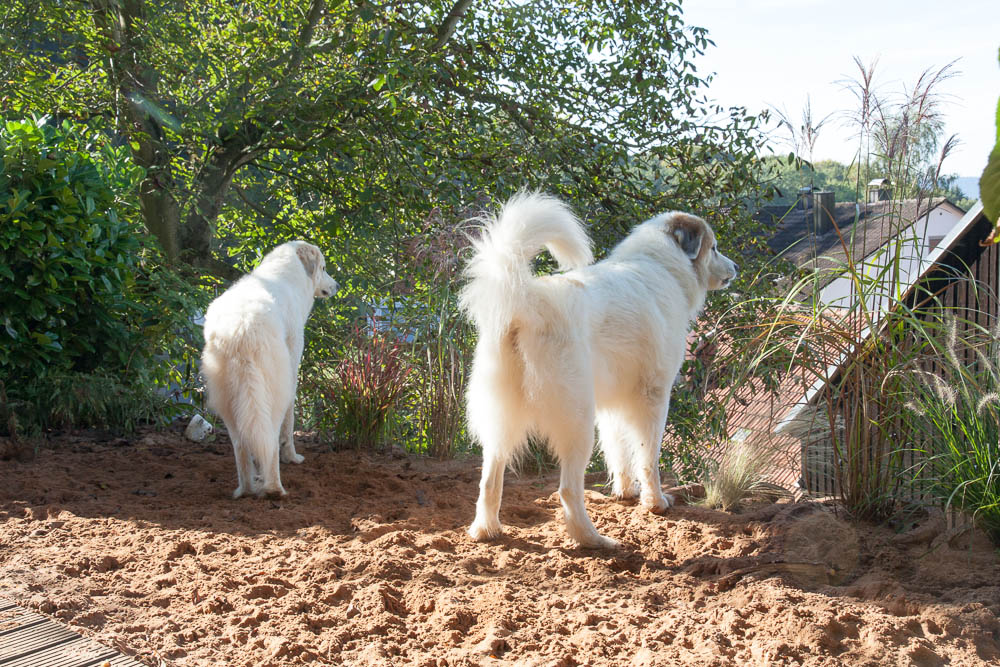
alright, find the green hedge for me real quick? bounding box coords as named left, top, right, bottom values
left=0, top=117, right=205, bottom=434
left=0, top=117, right=148, bottom=382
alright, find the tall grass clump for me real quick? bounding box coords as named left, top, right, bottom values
left=411, top=315, right=470, bottom=459
left=747, top=304, right=918, bottom=518
left=743, top=59, right=961, bottom=519
left=329, top=323, right=411, bottom=450
left=899, top=315, right=1000, bottom=544
left=396, top=207, right=475, bottom=458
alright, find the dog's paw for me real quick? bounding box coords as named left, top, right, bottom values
left=576, top=533, right=620, bottom=550
left=232, top=486, right=247, bottom=500
left=611, top=482, right=639, bottom=501
left=641, top=492, right=675, bottom=514
left=468, top=519, right=503, bottom=542
left=258, top=485, right=288, bottom=500
left=281, top=451, right=305, bottom=464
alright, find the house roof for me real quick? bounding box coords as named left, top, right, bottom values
left=664, top=336, right=811, bottom=490
left=759, top=198, right=966, bottom=287
left=674, top=201, right=988, bottom=492
left=775, top=200, right=990, bottom=434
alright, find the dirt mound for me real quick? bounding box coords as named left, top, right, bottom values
left=1, top=425, right=999, bottom=665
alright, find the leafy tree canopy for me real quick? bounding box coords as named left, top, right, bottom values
left=1, top=0, right=775, bottom=291
left=982, top=47, right=1000, bottom=237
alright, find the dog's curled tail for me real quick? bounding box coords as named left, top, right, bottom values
left=459, top=192, right=592, bottom=338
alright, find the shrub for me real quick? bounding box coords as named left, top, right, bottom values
left=0, top=117, right=203, bottom=434
left=328, top=323, right=411, bottom=450
left=0, top=117, right=145, bottom=382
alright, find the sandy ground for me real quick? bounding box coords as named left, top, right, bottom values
left=1, top=425, right=999, bottom=666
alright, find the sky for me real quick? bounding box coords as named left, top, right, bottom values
left=681, top=0, right=999, bottom=178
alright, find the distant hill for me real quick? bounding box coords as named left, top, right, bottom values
left=954, top=176, right=980, bottom=201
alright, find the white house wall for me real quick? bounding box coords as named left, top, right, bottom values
left=818, top=206, right=963, bottom=310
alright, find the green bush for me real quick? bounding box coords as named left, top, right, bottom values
left=0, top=117, right=203, bottom=434
left=0, top=117, right=145, bottom=381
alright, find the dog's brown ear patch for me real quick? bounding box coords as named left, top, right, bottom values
left=667, top=213, right=708, bottom=261
left=296, top=243, right=320, bottom=277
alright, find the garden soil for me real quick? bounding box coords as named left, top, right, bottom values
left=2, top=424, right=999, bottom=666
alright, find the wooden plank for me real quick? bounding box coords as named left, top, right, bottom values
left=97, top=657, right=147, bottom=667
left=0, top=622, right=77, bottom=661
left=0, top=599, right=143, bottom=667
left=2, top=637, right=111, bottom=667
left=0, top=611, right=47, bottom=636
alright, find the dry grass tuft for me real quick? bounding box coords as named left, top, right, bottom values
left=702, top=440, right=778, bottom=511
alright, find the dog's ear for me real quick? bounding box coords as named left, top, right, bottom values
left=296, top=243, right=320, bottom=277
left=667, top=213, right=708, bottom=261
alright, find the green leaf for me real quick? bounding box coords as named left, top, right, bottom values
left=981, top=49, right=1000, bottom=238
left=983, top=145, right=1000, bottom=227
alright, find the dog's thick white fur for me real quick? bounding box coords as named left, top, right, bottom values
left=202, top=241, right=338, bottom=499
left=460, top=193, right=737, bottom=548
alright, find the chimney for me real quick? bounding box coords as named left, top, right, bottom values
left=867, top=178, right=891, bottom=203
left=797, top=186, right=815, bottom=212
left=813, top=191, right=835, bottom=235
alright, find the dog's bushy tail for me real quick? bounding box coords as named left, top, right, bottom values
left=459, top=192, right=592, bottom=339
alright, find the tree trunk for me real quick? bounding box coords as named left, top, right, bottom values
left=179, top=140, right=258, bottom=279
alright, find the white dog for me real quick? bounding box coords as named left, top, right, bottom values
left=460, top=193, right=737, bottom=548
left=201, top=241, right=338, bottom=499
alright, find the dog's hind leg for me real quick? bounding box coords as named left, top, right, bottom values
left=469, top=443, right=510, bottom=542
left=548, top=416, right=618, bottom=550
left=597, top=410, right=638, bottom=500
left=256, top=431, right=287, bottom=499
left=231, top=436, right=256, bottom=499
left=279, top=403, right=304, bottom=464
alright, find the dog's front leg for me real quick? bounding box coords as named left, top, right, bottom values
left=469, top=452, right=506, bottom=541
left=636, top=402, right=675, bottom=513
left=597, top=412, right=639, bottom=500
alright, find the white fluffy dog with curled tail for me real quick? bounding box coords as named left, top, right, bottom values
left=460, top=193, right=737, bottom=548
left=201, top=241, right=338, bottom=499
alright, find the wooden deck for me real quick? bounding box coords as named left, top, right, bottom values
left=0, top=598, right=143, bottom=667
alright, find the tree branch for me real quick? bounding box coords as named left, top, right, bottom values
left=429, top=0, right=473, bottom=52
left=284, top=0, right=325, bottom=77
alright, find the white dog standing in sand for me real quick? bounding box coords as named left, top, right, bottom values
left=460, top=193, right=737, bottom=548
left=202, top=241, right=338, bottom=499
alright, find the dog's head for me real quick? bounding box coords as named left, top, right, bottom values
left=295, top=242, right=339, bottom=299
left=665, top=213, right=738, bottom=290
